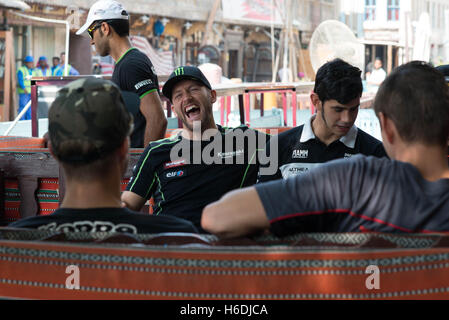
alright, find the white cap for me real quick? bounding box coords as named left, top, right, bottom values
left=76, top=0, right=129, bottom=36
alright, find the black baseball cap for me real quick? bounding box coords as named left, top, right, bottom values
left=162, top=66, right=212, bottom=102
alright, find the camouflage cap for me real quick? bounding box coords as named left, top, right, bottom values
left=49, top=78, right=133, bottom=163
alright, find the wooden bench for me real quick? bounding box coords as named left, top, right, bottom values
left=0, top=230, right=448, bottom=300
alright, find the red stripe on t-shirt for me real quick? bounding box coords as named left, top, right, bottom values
left=269, top=209, right=417, bottom=233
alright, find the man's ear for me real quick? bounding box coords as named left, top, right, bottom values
left=118, top=137, right=129, bottom=157
left=102, top=21, right=112, bottom=36
left=210, top=89, right=217, bottom=104
left=310, top=93, right=321, bottom=111
left=171, top=105, right=178, bottom=117
left=378, top=112, right=395, bottom=144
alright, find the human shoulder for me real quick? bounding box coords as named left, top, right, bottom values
left=150, top=134, right=182, bottom=145
left=356, top=128, right=382, bottom=144
left=278, top=125, right=304, bottom=140
left=355, top=128, right=387, bottom=157
left=117, top=207, right=198, bottom=233
left=221, top=124, right=251, bottom=133
left=119, top=48, right=154, bottom=71
left=320, top=154, right=393, bottom=178
left=144, top=135, right=182, bottom=153
left=273, top=125, right=304, bottom=149
left=221, top=125, right=269, bottom=137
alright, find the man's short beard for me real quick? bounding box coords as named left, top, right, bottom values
left=321, top=103, right=330, bottom=129
left=182, top=109, right=214, bottom=133
left=98, top=29, right=111, bottom=57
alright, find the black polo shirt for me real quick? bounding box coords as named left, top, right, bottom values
left=258, top=115, right=387, bottom=182
left=112, top=47, right=159, bottom=148
left=126, top=125, right=269, bottom=232
left=9, top=207, right=198, bottom=234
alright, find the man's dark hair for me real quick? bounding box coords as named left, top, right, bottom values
left=313, top=58, right=363, bottom=104
left=373, top=61, right=449, bottom=146
left=100, top=19, right=129, bottom=37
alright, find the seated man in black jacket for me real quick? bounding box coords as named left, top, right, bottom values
left=9, top=78, right=197, bottom=234
left=258, top=58, right=386, bottom=183
left=121, top=66, right=270, bottom=232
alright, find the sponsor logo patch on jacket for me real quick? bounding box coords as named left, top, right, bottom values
left=135, top=79, right=153, bottom=90
left=166, top=170, right=185, bottom=178
left=164, top=159, right=187, bottom=169
left=292, top=149, right=308, bottom=159
left=217, top=149, right=244, bottom=159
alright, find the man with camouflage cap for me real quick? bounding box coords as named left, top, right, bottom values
left=9, top=78, right=197, bottom=234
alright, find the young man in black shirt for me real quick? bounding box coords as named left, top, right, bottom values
left=9, top=78, right=197, bottom=234
left=258, top=58, right=386, bottom=182
left=121, top=66, right=270, bottom=232
left=76, top=0, right=167, bottom=147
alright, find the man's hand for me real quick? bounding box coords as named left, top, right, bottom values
left=201, top=187, right=270, bottom=239
left=121, top=191, right=146, bottom=212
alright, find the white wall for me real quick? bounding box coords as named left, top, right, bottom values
left=363, top=0, right=401, bottom=30
left=411, top=0, right=449, bottom=63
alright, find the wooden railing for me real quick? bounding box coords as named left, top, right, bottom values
left=29, top=76, right=317, bottom=136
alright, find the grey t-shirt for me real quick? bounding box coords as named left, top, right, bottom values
left=255, top=155, right=449, bottom=236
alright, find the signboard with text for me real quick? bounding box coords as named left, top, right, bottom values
left=221, top=0, right=284, bottom=25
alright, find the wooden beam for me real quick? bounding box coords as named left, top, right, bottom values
left=201, top=0, right=221, bottom=47
left=387, top=45, right=393, bottom=74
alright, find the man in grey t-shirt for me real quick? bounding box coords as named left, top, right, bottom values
left=201, top=61, right=449, bottom=238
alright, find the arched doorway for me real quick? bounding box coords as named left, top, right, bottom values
left=198, top=45, right=221, bottom=66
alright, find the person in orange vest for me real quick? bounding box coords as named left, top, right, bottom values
left=17, top=56, right=39, bottom=120
left=36, top=56, right=52, bottom=77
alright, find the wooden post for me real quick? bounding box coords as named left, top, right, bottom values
left=31, top=80, right=38, bottom=137
left=0, top=169, right=4, bottom=225
left=238, top=94, right=245, bottom=125
left=244, top=92, right=250, bottom=125
left=201, top=0, right=221, bottom=47
left=272, top=31, right=284, bottom=82
left=226, top=96, right=231, bottom=125
left=282, top=92, right=287, bottom=126
left=220, top=96, right=225, bottom=125
left=4, top=30, right=14, bottom=121
left=292, top=89, right=297, bottom=126
left=387, top=45, right=393, bottom=74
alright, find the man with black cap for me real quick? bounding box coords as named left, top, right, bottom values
left=9, top=78, right=197, bottom=234
left=76, top=0, right=167, bottom=147
left=121, top=66, right=270, bottom=232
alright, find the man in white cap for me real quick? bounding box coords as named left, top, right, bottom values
left=77, top=0, right=167, bottom=147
